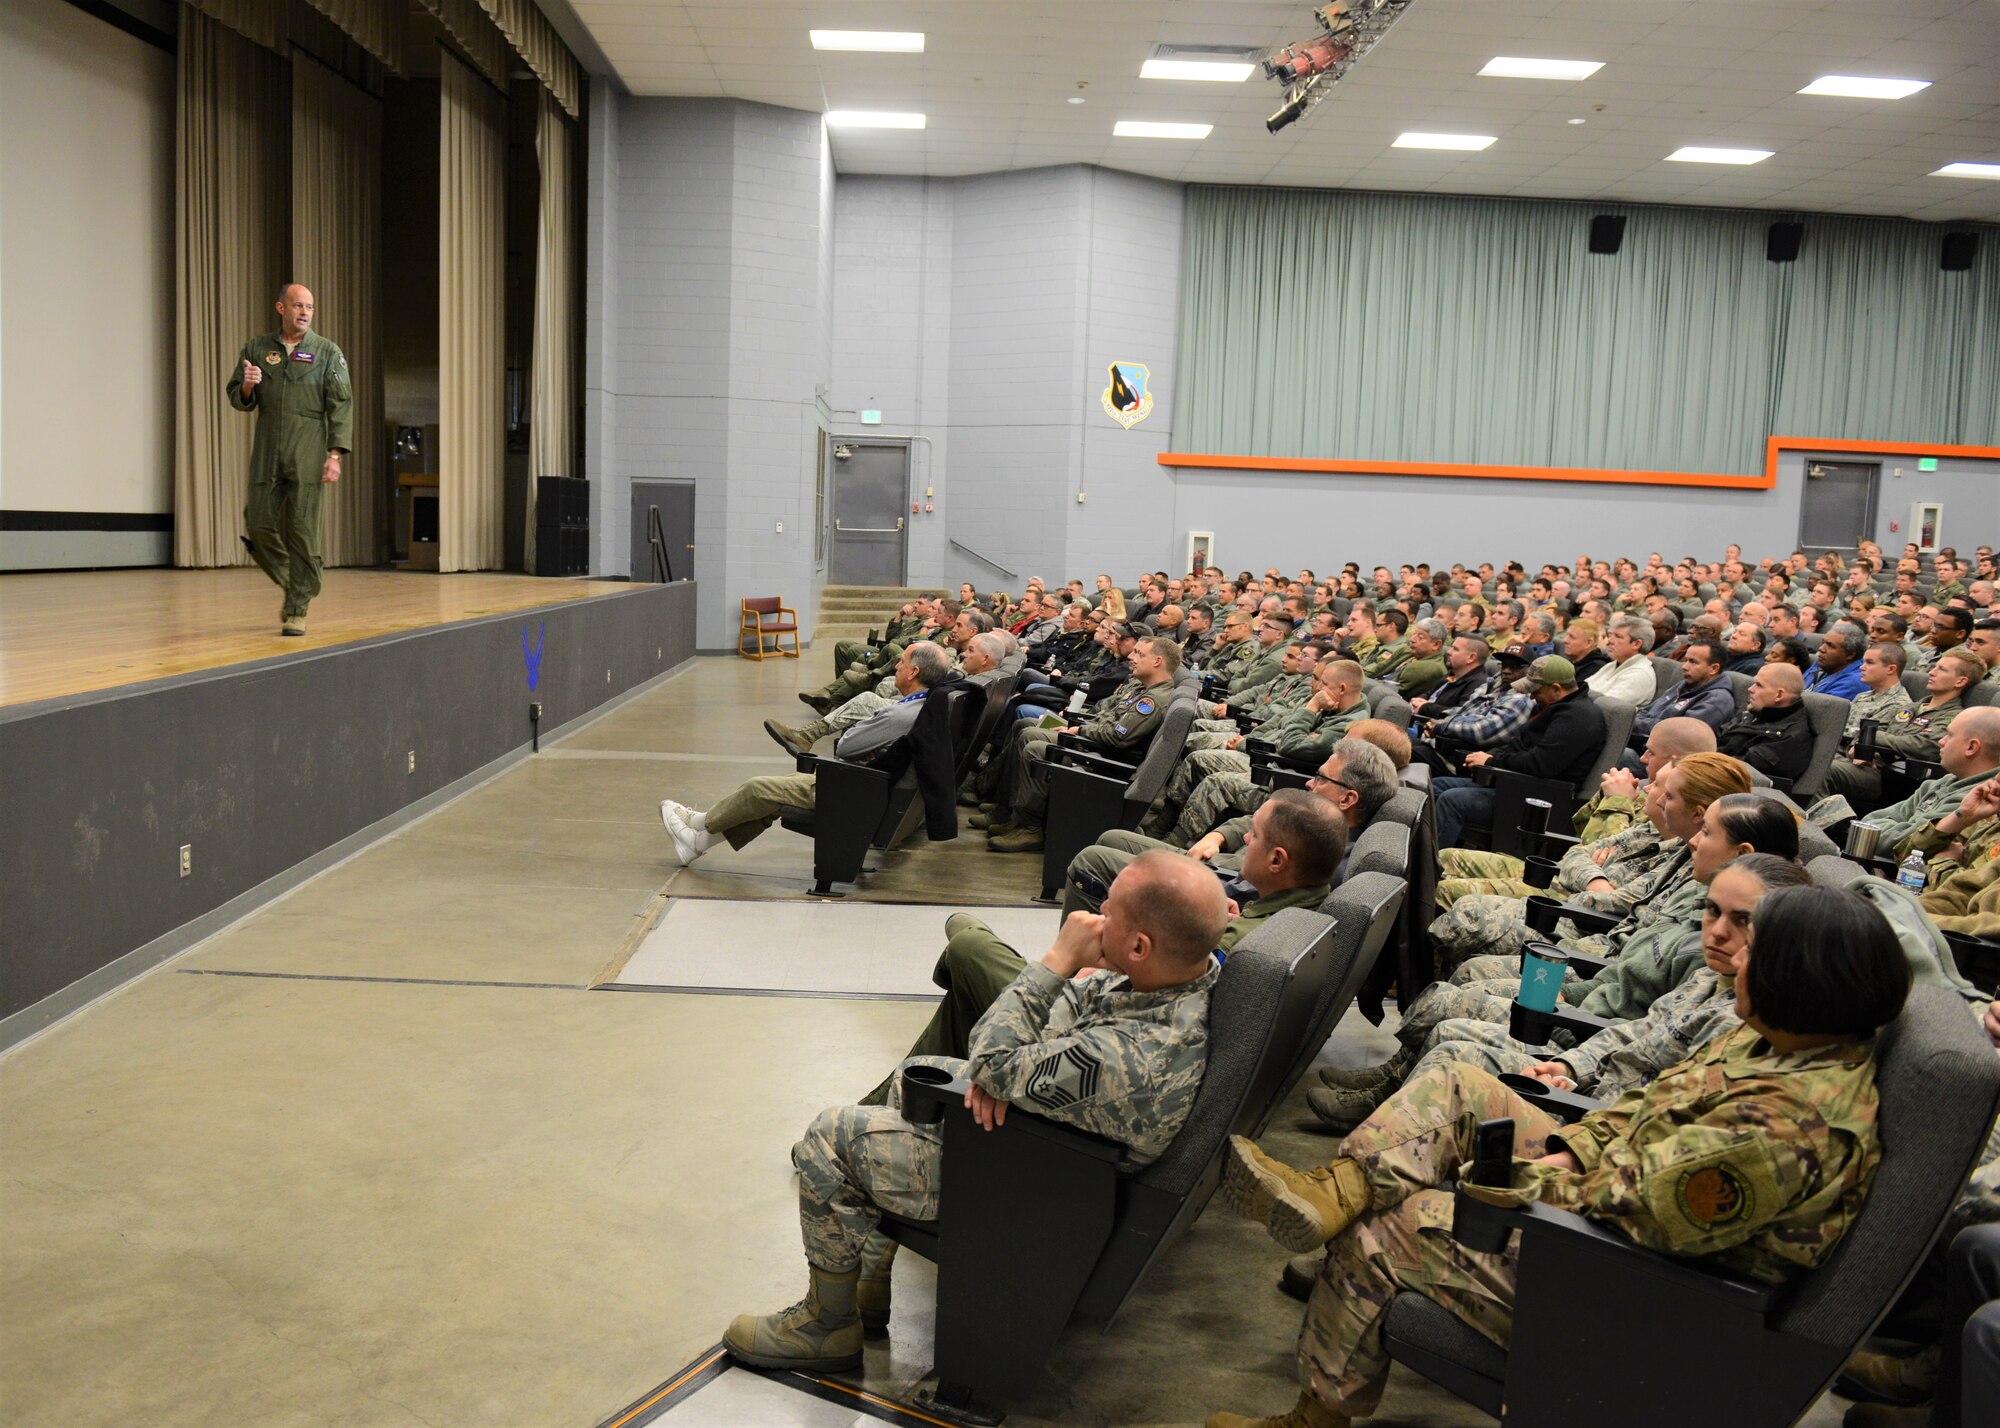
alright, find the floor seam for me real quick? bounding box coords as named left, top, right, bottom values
left=177, top=969, right=591, bottom=990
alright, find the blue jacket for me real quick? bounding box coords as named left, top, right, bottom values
left=1804, top=660, right=1865, bottom=701
left=1634, top=675, right=1737, bottom=736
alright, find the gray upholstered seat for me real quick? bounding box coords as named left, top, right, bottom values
left=1791, top=690, right=1854, bottom=799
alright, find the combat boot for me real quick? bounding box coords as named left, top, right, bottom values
left=799, top=690, right=836, bottom=714
left=857, top=1232, right=898, bottom=1332
left=1220, top=1137, right=1372, bottom=1253
left=1305, top=1077, right=1393, bottom=1133
left=989, top=826, right=1045, bottom=852
left=1206, top=1390, right=1349, bottom=1428
left=1835, top=1344, right=1938, bottom=1406
left=1316, top=1058, right=1398, bottom=1090
left=764, top=718, right=826, bottom=756
left=722, top=1264, right=863, bottom=1372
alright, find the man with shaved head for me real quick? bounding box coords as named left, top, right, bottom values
left=227, top=282, right=353, bottom=636
left=1716, top=662, right=1811, bottom=784
left=724, top=851, right=1229, bottom=1372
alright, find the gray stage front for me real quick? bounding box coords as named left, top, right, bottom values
left=0, top=581, right=696, bottom=1041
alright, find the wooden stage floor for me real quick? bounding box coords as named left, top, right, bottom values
left=0, top=567, right=642, bottom=707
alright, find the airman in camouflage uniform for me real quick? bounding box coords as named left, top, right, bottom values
left=1210, top=1028, right=1882, bottom=1427
left=1434, top=791, right=1651, bottom=905
left=1430, top=840, right=1688, bottom=973
left=1824, top=693, right=1967, bottom=806
left=725, top=857, right=1224, bottom=1373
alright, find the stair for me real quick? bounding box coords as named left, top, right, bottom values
left=813, top=584, right=947, bottom=646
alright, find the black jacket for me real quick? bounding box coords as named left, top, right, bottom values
left=1420, top=667, right=1487, bottom=720
left=1570, top=648, right=1611, bottom=685
left=1724, top=652, right=1765, bottom=677
left=1487, top=687, right=1608, bottom=791
left=905, top=677, right=971, bottom=840
left=1717, top=701, right=1814, bottom=783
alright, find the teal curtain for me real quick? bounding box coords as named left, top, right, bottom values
left=1176, top=186, right=1998, bottom=474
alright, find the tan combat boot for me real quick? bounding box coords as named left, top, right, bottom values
left=857, top=1232, right=898, bottom=1332
left=722, top=1264, right=863, bottom=1372
left=1220, top=1136, right=1372, bottom=1253
left=1206, top=1389, right=1350, bottom=1428
left=764, top=718, right=826, bottom=756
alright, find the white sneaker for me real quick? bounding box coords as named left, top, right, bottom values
left=659, top=801, right=715, bottom=865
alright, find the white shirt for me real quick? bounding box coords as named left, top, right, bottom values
left=1586, top=652, right=1657, bottom=707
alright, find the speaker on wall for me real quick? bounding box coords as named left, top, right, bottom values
left=1941, top=231, right=1978, bottom=272
left=1588, top=214, right=1626, bottom=255
left=1767, top=221, right=1804, bottom=263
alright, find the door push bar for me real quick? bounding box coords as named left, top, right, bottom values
left=835, top=517, right=906, bottom=534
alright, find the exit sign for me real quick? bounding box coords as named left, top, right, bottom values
left=860, top=410, right=882, bottom=425
left=1917, top=457, right=1938, bottom=471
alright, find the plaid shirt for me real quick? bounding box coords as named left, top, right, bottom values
left=1433, top=676, right=1534, bottom=747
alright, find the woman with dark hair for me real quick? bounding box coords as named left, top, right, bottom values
left=1210, top=885, right=1908, bottom=1428
left=1767, top=634, right=1814, bottom=670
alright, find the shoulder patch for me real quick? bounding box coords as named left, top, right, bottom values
left=1675, top=1162, right=1755, bottom=1230
left=264, top=352, right=281, bottom=365
left=1025, top=1046, right=1102, bottom=1110
left=1133, top=697, right=1156, bottom=715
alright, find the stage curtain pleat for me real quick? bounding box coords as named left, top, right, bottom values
left=438, top=46, right=506, bottom=572
left=291, top=51, right=382, bottom=566
left=173, top=5, right=289, bottom=568
left=478, top=0, right=581, bottom=117
left=525, top=91, right=576, bottom=572
left=182, top=0, right=283, bottom=52
left=302, top=0, right=402, bottom=71
left=422, top=0, right=510, bottom=92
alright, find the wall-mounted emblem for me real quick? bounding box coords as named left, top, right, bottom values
left=1101, top=361, right=1153, bottom=429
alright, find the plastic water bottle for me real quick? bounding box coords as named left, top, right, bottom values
left=1896, top=851, right=1928, bottom=892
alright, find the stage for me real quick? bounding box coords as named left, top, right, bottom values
left=0, top=567, right=698, bottom=1043
left=0, top=567, right=644, bottom=707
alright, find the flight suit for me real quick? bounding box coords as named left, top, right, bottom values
left=228, top=330, right=352, bottom=618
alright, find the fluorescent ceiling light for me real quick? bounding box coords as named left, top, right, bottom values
left=1666, top=146, right=1772, bottom=165
left=1479, top=56, right=1603, bottom=81
left=824, top=111, right=926, bottom=130
left=1931, top=162, right=2000, bottom=179
left=1141, top=58, right=1255, bottom=82
left=1392, top=132, right=1497, bottom=151
left=1799, top=75, right=1930, bottom=99
left=810, top=30, right=924, bottom=53
left=1113, top=120, right=1213, bottom=139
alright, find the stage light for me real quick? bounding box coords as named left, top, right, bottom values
left=1260, top=0, right=1417, bottom=135
left=824, top=111, right=926, bottom=130
left=810, top=31, right=924, bottom=53
left=1479, top=57, right=1603, bottom=80
left=1798, top=75, right=1929, bottom=99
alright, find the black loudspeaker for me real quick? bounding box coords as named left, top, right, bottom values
left=1767, top=221, right=1804, bottom=263
left=1588, top=214, right=1626, bottom=255
left=534, top=477, right=590, bottom=575
left=1942, top=231, right=1978, bottom=272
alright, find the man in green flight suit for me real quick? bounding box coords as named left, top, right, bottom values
left=227, top=283, right=353, bottom=636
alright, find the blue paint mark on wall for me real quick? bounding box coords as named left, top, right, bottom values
left=523, top=621, right=545, bottom=691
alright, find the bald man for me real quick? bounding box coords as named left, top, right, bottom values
left=227, top=282, right=353, bottom=636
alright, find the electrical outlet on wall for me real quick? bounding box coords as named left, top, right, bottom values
left=407, top=750, right=416, bottom=773
left=179, top=844, right=192, bottom=878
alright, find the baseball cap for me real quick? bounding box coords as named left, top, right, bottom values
left=1519, top=655, right=1578, bottom=691
left=1495, top=642, right=1533, bottom=666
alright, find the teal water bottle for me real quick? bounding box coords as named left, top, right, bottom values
left=1516, top=942, right=1570, bottom=1013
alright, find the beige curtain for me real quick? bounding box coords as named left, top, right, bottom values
left=302, top=0, right=402, bottom=71
left=525, top=91, right=576, bottom=571
left=423, top=0, right=510, bottom=91
left=291, top=52, right=382, bottom=565
left=438, top=46, right=506, bottom=572
left=481, top=0, right=582, bottom=117
left=174, top=5, right=288, bottom=567
left=182, top=0, right=282, bottom=51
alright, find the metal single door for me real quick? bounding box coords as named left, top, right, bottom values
left=828, top=443, right=908, bottom=586
left=631, top=479, right=695, bottom=582
left=1799, top=462, right=1878, bottom=550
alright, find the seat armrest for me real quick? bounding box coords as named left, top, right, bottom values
left=1943, top=932, right=2000, bottom=995
left=1852, top=853, right=1902, bottom=878
left=1535, top=831, right=1581, bottom=853
left=1565, top=952, right=1610, bottom=979
left=1524, top=895, right=1620, bottom=938
left=899, top=1073, right=1126, bottom=1163
left=1051, top=746, right=1144, bottom=779
left=1509, top=1000, right=1618, bottom=1047
left=1456, top=1198, right=1779, bottom=1315
left=1497, top=1073, right=1608, bottom=1125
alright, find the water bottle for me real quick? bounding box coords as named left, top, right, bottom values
left=1896, top=850, right=1927, bottom=892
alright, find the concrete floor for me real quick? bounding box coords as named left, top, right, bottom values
left=0, top=653, right=1854, bottom=1427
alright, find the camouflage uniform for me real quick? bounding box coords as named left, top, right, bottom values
left=988, top=680, right=1168, bottom=825
left=1841, top=682, right=1915, bottom=743
left=1168, top=770, right=1271, bottom=848
left=793, top=958, right=1217, bottom=1271
left=1434, top=796, right=1652, bottom=907
left=1824, top=698, right=1964, bottom=805
left=1295, top=1034, right=1882, bottom=1416
left=1429, top=840, right=1687, bottom=971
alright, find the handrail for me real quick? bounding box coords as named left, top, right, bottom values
left=950, top=539, right=1017, bottom=579
left=648, top=505, right=672, bottom=582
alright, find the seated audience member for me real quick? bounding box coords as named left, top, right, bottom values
left=1919, top=777, right=2000, bottom=936
left=869, top=791, right=1348, bottom=1108
left=1416, top=643, right=1538, bottom=775
left=1872, top=708, right=2000, bottom=863
left=765, top=631, right=1009, bottom=756
left=1560, top=612, right=1608, bottom=684
left=1208, top=884, right=1909, bottom=1428
left=1806, top=622, right=1869, bottom=699
left=662, top=643, right=960, bottom=862
left=1928, top=607, right=1976, bottom=663
left=724, top=854, right=1229, bottom=1372
left=1179, top=604, right=1218, bottom=666
left=1389, top=618, right=1450, bottom=698
left=1433, top=656, right=1607, bottom=849
left=1151, top=722, right=1399, bottom=855
left=1967, top=618, right=2000, bottom=687
left=1408, top=633, right=1492, bottom=724
left=1841, top=641, right=1918, bottom=744
left=1584, top=615, right=1658, bottom=706
left=1358, top=610, right=1413, bottom=680
left=980, top=636, right=1183, bottom=853
left=1767, top=634, right=1814, bottom=671
left=1624, top=637, right=1734, bottom=764
left=1715, top=662, right=1813, bottom=784
left=1723, top=619, right=1768, bottom=674
left=1825, top=647, right=1981, bottom=808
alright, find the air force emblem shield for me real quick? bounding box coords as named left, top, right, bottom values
left=1102, top=361, right=1154, bottom=429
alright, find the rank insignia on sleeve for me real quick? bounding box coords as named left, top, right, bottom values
left=1025, top=1046, right=1102, bottom=1109
left=1134, top=697, right=1156, bottom=715
left=1675, top=1162, right=1754, bottom=1230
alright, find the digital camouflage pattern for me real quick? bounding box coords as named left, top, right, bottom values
left=1433, top=801, right=1657, bottom=908
left=1842, top=683, right=1915, bottom=743
left=1170, top=769, right=1270, bottom=847
left=1295, top=1040, right=1882, bottom=1415
left=795, top=958, right=1217, bottom=1271
left=1429, top=845, right=1690, bottom=974
left=1143, top=746, right=1255, bottom=837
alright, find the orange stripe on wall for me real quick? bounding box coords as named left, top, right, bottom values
left=1155, top=437, right=2000, bottom=491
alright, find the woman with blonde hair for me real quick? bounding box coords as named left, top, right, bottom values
left=1100, top=587, right=1127, bottom=621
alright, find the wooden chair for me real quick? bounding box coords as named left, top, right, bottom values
left=737, top=596, right=798, bottom=660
